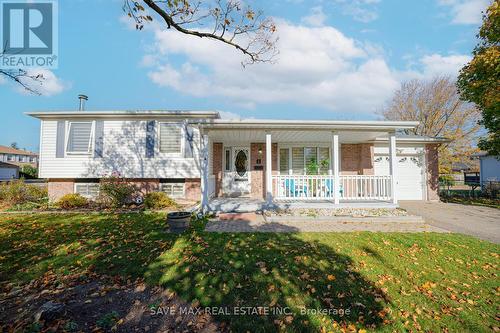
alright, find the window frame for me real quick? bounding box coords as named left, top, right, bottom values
left=277, top=145, right=332, bottom=175
left=158, top=122, right=184, bottom=157
left=65, top=121, right=95, bottom=156
left=159, top=183, right=185, bottom=198
left=74, top=183, right=100, bottom=198
left=224, top=147, right=232, bottom=172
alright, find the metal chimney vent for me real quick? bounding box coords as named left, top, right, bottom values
left=78, top=94, right=88, bottom=111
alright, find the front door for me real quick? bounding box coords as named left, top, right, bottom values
left=223, top=147, right=251, bottom=196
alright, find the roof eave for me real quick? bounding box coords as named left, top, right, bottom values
left=25, top=110, right=221, bottom=119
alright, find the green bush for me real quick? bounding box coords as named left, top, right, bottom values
left=144, top=191, right=177, bottom=209
left=99, top=174, right=136, bottom=208
left=0, top=180, right=47, bottom=204
left=57, top=193, right=88, bottom=210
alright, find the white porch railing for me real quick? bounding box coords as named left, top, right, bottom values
left=273, top=175, right=335, bottom=200
left=340, top=175, right=392, bottom=200
left=272, top=175, right=392, bottom=201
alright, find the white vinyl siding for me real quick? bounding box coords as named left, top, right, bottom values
left=74, top=183, right=99, bottom=198
left=279, top=148, right=289, bottom=173
left=66, top=122, right=93, bottom=154
left=160, top=183, right=185, bottom=198
left=159, top=123, right=182, bottom=155
left=38, top=120, right=202, bottom=179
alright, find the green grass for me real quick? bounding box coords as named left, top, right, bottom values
left=1, top=213, right=499, bottom=332
left=440, top=195, right=500, bottom=209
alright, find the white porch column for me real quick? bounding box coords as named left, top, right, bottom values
left=200, top=133, right=209, bottom=212
left=332, top=132, right=340, bottom=204
left=389, top=132, right=397, bottom=204
left=265, top=133, right=273, bottom=203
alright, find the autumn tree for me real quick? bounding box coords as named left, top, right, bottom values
left=123, top=0, right=278, bottom=65
left=380, top=76, right=482, bottom=173
left=457, top=0, right=499, bottom=156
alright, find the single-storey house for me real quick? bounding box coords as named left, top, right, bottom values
left=27, top=110, right=446, bottom=210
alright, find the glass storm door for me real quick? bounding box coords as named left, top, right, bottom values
left=231, top=147, right=250, bottom=195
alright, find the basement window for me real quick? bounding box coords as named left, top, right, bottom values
left=74, top=183, right=100, bottom=198
left=160, top=183, right=185, bottom=198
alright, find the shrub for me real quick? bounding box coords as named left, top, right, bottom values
left=0, top=180, right=47, bottom=204
left=99, top=174, right=136, bottom=208
left=144, top=191, right=177, bottom=209
left=57, top=193, right=88, bottom=210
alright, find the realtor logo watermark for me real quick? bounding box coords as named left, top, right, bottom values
left=1, top=0, right=58, bottom=68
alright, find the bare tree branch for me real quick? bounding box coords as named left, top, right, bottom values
left=1, top=44, right=44, bottom=94
left=123, top=0, right=278, bottom=65
left=379, top=75, right=482, bottom=173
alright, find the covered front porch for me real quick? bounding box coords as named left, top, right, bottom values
left=198, top=120, right=418, bottom=212
left=207, top=197, right=398, bottom=213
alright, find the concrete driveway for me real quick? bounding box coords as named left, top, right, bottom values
left=399, top=201, right=500, bottom=244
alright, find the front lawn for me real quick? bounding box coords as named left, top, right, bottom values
left=440, top=195, right=500, bottom=209
left=1, top=213, right=498, bottom=332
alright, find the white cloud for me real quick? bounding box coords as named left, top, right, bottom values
left=438, top=0, right=489, bottom=24
left=419, top=54, right=470, bottom=77
left=334, top=0, right=381, bottom=23
left=17, top=69, right=69, bottom=96
left=301, top=6, right=327, bottom=27
left=141, top=18, right=471, bottom=115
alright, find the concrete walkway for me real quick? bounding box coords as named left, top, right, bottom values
left=399, top=201, right=500, bottom=244
left=206, top=213, right=446, bottom=233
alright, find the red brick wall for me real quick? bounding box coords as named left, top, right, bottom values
left=341, top=144, right=374, bottom=175
left=249, top=142, right=277, bottom=199
left=213, top=143, right=223, bottom=197
left=425, top=144, right=440, bottom=201
left=185, top=178, right=201, bottom=201
left=48, top=179, right=74, bottom=201
left=128, top=179, right=159, bottom=195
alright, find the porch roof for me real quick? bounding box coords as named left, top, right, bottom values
left=199, top=119, right=419, bottom=131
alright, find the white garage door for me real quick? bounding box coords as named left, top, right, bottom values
left=0, top=167, right=17, bottom=180
left=374, top=155, right=425, bottom=200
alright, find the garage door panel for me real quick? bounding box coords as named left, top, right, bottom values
left=0, top=168, right=17, bottom=180
left=374, top=155, right=424, bottom=200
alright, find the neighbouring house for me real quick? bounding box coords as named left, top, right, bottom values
left=0, top=145, right=38, bottom=168
left=27, top=110, right=447, bottom=210
left=474, top=152, right=500, bottom=189
left=0, top=161, right=19, bottom=180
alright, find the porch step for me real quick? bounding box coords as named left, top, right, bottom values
left=217, top=212, right=261, bottom=222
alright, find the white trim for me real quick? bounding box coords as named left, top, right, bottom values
left=266, top=133, right=272, bottom=202
left=389, top=133, right=397, bottom=204
left=160, top=183, right=186, bottom=198
left=74, top=183, right=100, bottom=198
left=158, top=122, right=184, bottom=157
left=332, top=133, right=340, bottom=204
left=65, top=121, right=95, bottom=156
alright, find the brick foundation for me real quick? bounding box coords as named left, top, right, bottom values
left=425, top=144, right=440, bottom=201
left=48, top=179, right=74, bottom=201
left=185, top=178, right=201, bottom=201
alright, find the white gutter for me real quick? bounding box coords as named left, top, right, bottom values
left=25, top=110, right=221, bottom=119
left=199, top=119, right=419, bottom=130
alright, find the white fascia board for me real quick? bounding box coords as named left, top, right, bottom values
left=200, top=119, right=419, bottom=130
left=25, top=110, right=221, bottom=119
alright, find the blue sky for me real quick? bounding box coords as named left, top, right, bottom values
left=0, top=0, right=490, bottom=151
